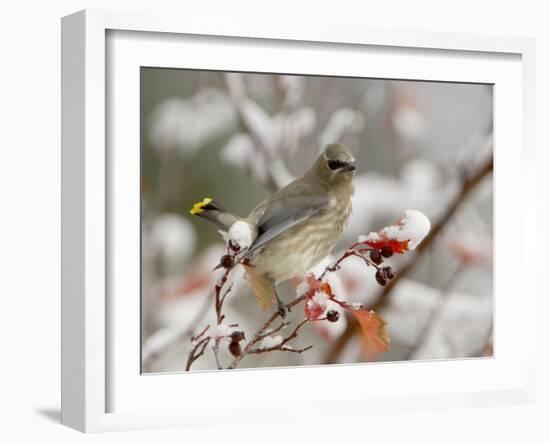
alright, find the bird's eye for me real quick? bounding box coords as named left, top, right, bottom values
left=327, top=160, right=344, bottom=170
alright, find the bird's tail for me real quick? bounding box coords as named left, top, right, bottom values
left=189, top=197, right=238, bottom=231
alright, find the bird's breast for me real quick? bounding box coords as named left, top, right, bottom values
left=249, top=194, right=352, bottom=284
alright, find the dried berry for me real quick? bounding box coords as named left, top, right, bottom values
left=375, top=268, right=387, bottom=286
left=382, top=266, right=395, bottom=280
left=230, top=330, right=245, bottom=343
left=229, top=341, right=241, bottom=357
left=326, top=310, right=340, bottom=323
left=220, top=254, right=233, bottom=268
left=369, top=249, right=383, bottom=265
left=381, top=246, right=394, bottom=258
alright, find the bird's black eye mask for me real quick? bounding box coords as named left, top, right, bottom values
left=327, top=159, right=355, bottom=171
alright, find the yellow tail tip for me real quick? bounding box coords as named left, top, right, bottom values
left=190, top=197, right=213, bottom=215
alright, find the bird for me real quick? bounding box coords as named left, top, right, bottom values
left=190, top=142, right=356, bottom=316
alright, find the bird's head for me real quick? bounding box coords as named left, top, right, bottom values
left=312, top=143, right=356, bottom=186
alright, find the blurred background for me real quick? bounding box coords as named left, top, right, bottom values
left=140, top=68, right=493, bottom=373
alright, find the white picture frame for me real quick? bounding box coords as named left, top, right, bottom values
left=61, top=9, right=537, bottom=433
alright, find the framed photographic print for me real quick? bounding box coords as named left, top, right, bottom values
left=61, top=9, right=537, bottom=432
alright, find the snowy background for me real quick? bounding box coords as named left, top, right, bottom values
left=140, top=68, right=493, bottom=373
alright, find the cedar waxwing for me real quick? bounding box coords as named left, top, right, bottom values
left=190, top=143, right=356, bottom=315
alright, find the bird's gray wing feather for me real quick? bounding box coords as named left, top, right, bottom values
left=243, top=194, right=328, bottom=256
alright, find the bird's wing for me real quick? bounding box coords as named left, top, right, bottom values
left=243, top=193, right=329, bottom=257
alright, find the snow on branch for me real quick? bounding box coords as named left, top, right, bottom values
left=358, top=209, right=431, bottom=252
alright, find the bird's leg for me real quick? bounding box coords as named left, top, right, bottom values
left=275, top=290, right=286, bottom=318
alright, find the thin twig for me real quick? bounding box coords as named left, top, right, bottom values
left=185, top=336, right=211, bottom=371
left=192, top=324, right=210, bottom=342
left=319, top=248, right=379, bottom=280
left=250, top=345, right=314, bottom=355
left=258, top=321, right=290, bottom=340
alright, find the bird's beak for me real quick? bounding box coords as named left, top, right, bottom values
left=345, top=163, right=356, bottom=172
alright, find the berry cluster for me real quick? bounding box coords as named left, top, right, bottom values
left=369, top=247, right=395, bottom=286
left=369, top=245, right=393, bottom=264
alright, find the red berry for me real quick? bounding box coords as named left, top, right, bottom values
left=375, top=269, right=387, bottom=286
left=230, top=330, right=245, bottom=342
left=229, top=341, right=241, bottom=357
left=369, top=249, right=383, bottom=264
left=220, top=254, right=233, bottom=268
left=326, top=310, right=340, bottom=322
left=381, top=246, right=394, bottom=258
left=383, top=266, right=395, bottom=279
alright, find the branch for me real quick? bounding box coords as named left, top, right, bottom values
left=323, top=153, right=494, bottom=364
left=185, top=216, right=409, bottom=370
left=227, top=245, right=386, bottom=369
left=211, top=255, right=234, bottom=368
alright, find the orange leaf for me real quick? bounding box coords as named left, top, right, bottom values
left=294, top=273, right=332, bottom=295
left=350, top=309, right=390, bottom=360
left=306, top=274, right=332, bottom=296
